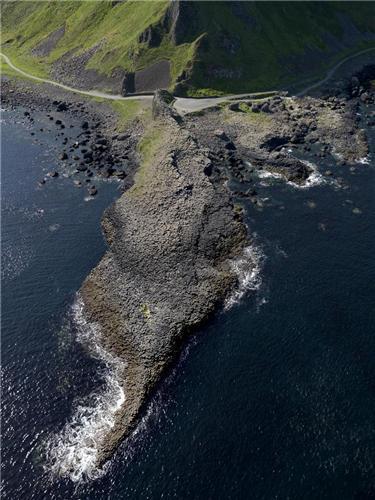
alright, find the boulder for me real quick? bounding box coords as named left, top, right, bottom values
left=116, top=133, right=130, bottom=141
left=56, top=102, right=68, bottom=112
left=96, top=138, right=108, bottom=145
left=225, top=141, right=236, bottom=150
left=115, top=170, right=127, bottom=179
left=213, top=129, right=229, bottom=141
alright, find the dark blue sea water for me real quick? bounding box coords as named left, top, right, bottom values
left=2, top=106, right=375, bottom=500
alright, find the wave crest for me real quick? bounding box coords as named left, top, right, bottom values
left=44, top=297, right=126, bottom=483
left=225, top=244, right=265, bottom=310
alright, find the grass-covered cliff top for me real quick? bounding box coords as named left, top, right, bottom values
left=1, top=1, right=375, bottom=96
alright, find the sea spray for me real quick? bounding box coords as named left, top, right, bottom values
left=225, top=244, right=265, bottom=310
left=289, top=159, right=326, bottom=189
left=44, top=297, right=126, bottom=482
left=256, top=159, right=326, bottom=189
left=357, top=155, right=370, bottom=164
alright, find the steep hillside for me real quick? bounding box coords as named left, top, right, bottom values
left=1, top=0, right=375, bottom=96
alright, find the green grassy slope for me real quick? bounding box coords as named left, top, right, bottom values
left=1, top=1, right=374, bottom=95
left=182, top=1, right=375, bottom=95
left=1, top=0, right=196, bottom=84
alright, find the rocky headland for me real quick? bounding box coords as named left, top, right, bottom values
left=1, top=62, right=374, bottom=473
left=80, top=91, right=248, bottom=466
left=79, top=76, right=373, bottom=467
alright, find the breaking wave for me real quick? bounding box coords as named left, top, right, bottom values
left=225, top=244, right=265, bottom=310
left=357, top=156, right=370, bottom=165
left=287, top=160, right=326, bottom=189
left=257, top=169, right=284, bottom=181
left=256, top=160, right=325, bottom=189
left=44, top=297, right=126, bottom=483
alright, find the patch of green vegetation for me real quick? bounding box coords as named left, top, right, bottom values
left=111, top=100, right=151, bottom=130
left=186, top=87, right=226, bottom=98
left=1, top=0, right=195, bottom=90
left=188, top=109, right=208, bottom=117
left=0, top=57, right=45, bottom=85
left=137, top=126, right=164, bottom=164
left=238, top=102, right=251, bottom=113
left=185, top=1, right=375, bottom=94
left=223, top=101, right=272, bottom=126
left=243, top=110, right=272, bottom=125
left=128, top=124, right=167, bottom=197
left=1, top=59, right=23, bottom=79
left=139, top=303, right=151, bottom=319
left=0, top=47, right=49, bottom=79
left=1, top=1, right=374, bottom=96
left=217, top=101, right=232, bottom=109
left=91, top=97, right=151, bottom=131
left=134, top=37, right=198, bottom=87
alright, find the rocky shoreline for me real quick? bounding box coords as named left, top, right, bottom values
left=2, top=66, right=374, bottom=475
left=1, top=78, right=144, bottom=196
left=79, top=79, right=374, bottom=469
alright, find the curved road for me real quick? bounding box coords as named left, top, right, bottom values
left=0, top=52, right=154, bottom=102
left=297, top=46, right=375, bottom=96
left=2, top=47, right=375, bottom=113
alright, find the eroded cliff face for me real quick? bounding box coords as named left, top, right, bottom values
left=80, top=92, right=247, bottom=466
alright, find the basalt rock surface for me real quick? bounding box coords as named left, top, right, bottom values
left=80, top=91, right=248, bottom=466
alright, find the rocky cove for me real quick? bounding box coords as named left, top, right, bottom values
left=2, top=65, right=375, bottom=480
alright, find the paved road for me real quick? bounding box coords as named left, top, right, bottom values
left=1, top=53, right=270, bottom=113
left=2, top=47, right=375, bottom=113
left=173, top=92, right=279, bottom=114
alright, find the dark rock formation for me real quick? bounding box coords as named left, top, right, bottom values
left=163, top=0, right=197, bottom=45
left=135, top=60, right=171, bottom=93
left=138, top=24, right=162, bottom=48
left=260, top=135, right=290, bottom=152
left=32, top=26, right=65, bottom=57
left=51, top=43, right=128, bottom=95
left=121, top=72, right=135, bottom=95
left=152, top=89, right=179, bottom=122
left=80, top=93, right=247, bottom=467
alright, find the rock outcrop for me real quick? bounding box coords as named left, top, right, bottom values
left=80, top=91, right=247, bottom=466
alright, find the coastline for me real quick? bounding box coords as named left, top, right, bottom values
left=1, top=77, right=148, bottom=195
left=2, top=61, right=374, bottom=480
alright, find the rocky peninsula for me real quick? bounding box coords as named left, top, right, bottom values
left=1, top=60, right=374, bottom=474
left=79, top=92, right=248, bottom=466
left=80, top=74, right=373, bottom=467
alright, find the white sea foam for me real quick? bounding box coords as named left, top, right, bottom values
left=225, top=244, right=265, bottom=310
left=257, top=158, right=326, bottom=190
left=44, top=297, right=126, bottom=483
left=357, top=156, right=370, bottom=165
left=287, top=160, right=326, bottom=189
left=257, top=169, right=284, bottom=181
